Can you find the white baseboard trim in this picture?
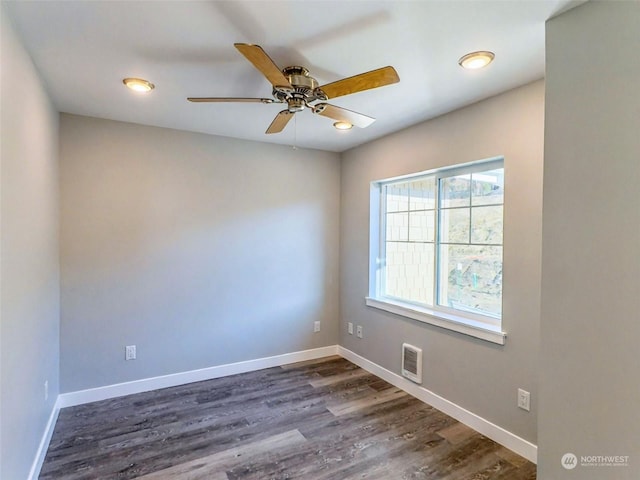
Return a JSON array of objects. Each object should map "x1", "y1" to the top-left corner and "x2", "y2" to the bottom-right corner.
[
  {"x1": 338, "y1": 346, "x2": 538, "y2": 464},
  {"x1": 31, "y1": 345, "x2": 337, "y2": 479},
  {"x1": 58, "y1": 345, "x2": 339, "y2": 408},
  {"x1": 34, "y1": 343, "x2": 534, "y2": 480},
  {"x1": 28, "y1": 397, "x2": 61, "y2": 480}
]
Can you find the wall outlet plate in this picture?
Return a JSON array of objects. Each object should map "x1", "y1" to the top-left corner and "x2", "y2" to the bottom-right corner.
[
  {"x1": 314, "y1": 321, "x2": 321, "y2": 332},
  {"x1": 518, "y1": 388, "x2": 530, "y2": 411},
  {"x1": 348, "y1": 322, "x2": 354, "y2": 335},
  {"x1": 356, "y1": 325, "x2": 363, "y2": 338},
  {"x1": 125, "y1": 345, "x2": 137, "y2": 360}
]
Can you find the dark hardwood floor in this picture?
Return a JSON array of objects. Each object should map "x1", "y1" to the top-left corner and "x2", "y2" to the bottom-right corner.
[{"x1": 40, "y1": 356, "x2": 536, "y2": 479}]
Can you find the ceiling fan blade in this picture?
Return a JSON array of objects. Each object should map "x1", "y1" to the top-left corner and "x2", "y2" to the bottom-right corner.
[
  {"x1": 234, "y1": 43, "x2": 291, "y2": 88},
  {"x1": 187, "y1": 97, "x2": 274, "y2": 103},
  {"x1": 266, "y1": 110, "x2": 294, "y2": 134},
  {"x1": 319, "y1": 66, "x2": 399, "y2": 99},
  {"x1": 313, "y1": 103, "x2": 375, "y2": 128}
]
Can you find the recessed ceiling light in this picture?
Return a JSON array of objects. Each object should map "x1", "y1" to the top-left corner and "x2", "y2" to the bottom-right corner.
[
  {"x1": 123, "y1": 77, "x2": 155, "y2": 93},
  {"x1": 458, "y1": 51, "x2": 495, "y2": 70},
  {"x1": 333, "y1": 121, "x2": 353, "y2": 130}
]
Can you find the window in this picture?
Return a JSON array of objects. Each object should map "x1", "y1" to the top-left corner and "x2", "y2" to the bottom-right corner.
[{"x1": 367, "y1": 159, "x2": 506, "y2": 344}]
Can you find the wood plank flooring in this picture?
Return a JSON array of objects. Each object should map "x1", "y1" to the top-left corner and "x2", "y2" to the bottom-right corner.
[{"x1": 40, "y1": 356, "x2": 536, "y2": 479}]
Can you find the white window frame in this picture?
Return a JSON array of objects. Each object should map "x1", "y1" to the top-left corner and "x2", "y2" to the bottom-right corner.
[{"x1": 366, "y1": 157, "x2": 506, "y2": 345}]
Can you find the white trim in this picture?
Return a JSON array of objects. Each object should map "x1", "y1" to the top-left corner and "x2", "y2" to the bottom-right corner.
[
  {"x1": 370, "y1": 158, "x2": 506, "y2": 346},
  {"x1": 58, "y1": 345, "x2": 339, "y2": 408},
  {"x1": 27, "y1": 398, "x2": 61, "y2": 480},
  {"x1": 365, "y1": 297, "x2": 506, "y2": 345},
  {"x1": 30, "y1": 344, "x2": 535, "y2": 479},
  {"x1": 337, "y1": 346, "x2": 537, "y2": 464},
  {"x1": 31, "y1": 346, "x2": 338, "y2": 479},
  {"x1": 374, "y1": 156, "x2": 504, "y2": 184}
]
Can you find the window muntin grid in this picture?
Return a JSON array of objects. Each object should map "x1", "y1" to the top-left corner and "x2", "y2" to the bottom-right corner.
[{"x1": 378, "y1": 161, "x2": 504, "y2": 322}]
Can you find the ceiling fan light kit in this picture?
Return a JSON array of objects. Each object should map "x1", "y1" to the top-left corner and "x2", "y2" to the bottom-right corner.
[
  {"x1": 123, "y1": 77, "x2": 155, "y2": 93},
  {"x1": 188, "y1": 43, "x2": 400, "y2": 135},
  {"x1": 458, "y1": 51, "x2": 495, "y2": 70}
]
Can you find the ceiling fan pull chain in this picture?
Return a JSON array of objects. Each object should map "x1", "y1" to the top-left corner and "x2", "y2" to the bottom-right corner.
[{"x1": 293, "y1": 114, "x2": 298, "y2": 150}]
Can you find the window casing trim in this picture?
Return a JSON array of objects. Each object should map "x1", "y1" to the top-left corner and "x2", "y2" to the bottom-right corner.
[
  {"x1": 365, "y1": 296, "x2": 506, "y2": 345},
  {"x1": 368, "y1": 157, "x2": 505, "y2": 344}
]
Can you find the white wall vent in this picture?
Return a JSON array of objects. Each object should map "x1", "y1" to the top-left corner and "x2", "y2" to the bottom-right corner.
[{"x1": 402, "y1": 343, "x2": 423, "y2": 384}]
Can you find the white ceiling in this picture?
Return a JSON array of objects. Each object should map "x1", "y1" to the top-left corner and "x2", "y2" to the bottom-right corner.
[{"x1": 5, "y1": 0, "x2": 583, "y2": 153}]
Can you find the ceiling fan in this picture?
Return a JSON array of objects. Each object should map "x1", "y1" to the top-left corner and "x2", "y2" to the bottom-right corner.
[{"x1": 188, "y1": 43, "x2": 400, "y2": 134}]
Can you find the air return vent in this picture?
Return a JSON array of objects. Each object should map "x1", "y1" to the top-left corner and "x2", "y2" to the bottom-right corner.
[{"x1": 402, "y1": 343, "x2": 423, "y2": 384}]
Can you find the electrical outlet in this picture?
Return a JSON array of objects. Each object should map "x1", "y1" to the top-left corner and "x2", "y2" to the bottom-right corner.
[
  {"x1": 44, "y1": 380, "x2": 48, "y2": 401},
  {"x1": 517, "y1": 388, "x2": 530, "y2": 411},
  {"x1": 348, "y1": 322, "x2": 354, "y2": 335},
  {"x1": 356, "y1": 325, "x2": 363, "y2": 338},
  {"x1": 314, "y1": 321, "x2": 321, "y2": 333},
  {"x1": 125, "y1": 345, "x2": 137, "y2": 360}
]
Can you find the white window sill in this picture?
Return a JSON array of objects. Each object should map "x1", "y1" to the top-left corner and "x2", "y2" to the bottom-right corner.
[{"x1": 365, "y1": 297, "x2": 506, "y2": 345}]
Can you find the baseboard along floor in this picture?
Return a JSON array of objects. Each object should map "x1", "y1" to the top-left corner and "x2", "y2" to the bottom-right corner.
[{"x1": 38, "y1": 355, "x2": 536, "y2": 479}]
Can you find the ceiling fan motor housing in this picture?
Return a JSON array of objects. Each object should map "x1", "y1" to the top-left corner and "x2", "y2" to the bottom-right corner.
[{"x1": 274, "y1": 66, "x2": 328, "y2": 111}]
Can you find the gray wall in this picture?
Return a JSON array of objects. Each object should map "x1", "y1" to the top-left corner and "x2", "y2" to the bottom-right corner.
[
  {"x1": 9, "y1": 3, "x2": 638, "y2": 475},
  {"x1": 59, "y1": 115, "x2": 340, "y2": 392},
  {"x1": 0, "y1": 9, "x2": 60, "y2": 480},
  {"x1": 340, "y1": 81, "x2": 544, "y2": 443},
  {"x1": 539, "y1": 2, "x2": 640, "y2": 478}
]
